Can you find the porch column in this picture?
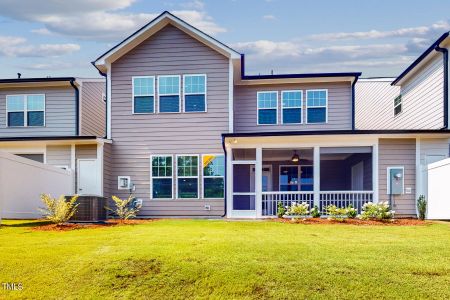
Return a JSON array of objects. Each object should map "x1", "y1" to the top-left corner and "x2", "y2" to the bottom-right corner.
[
  {"x1": 255, "y1": 147, "x2": 263, "y2": 217},
  {"x1": 226, "y1": 146, "x2": 233, "y2": 217},
  {"x1": 313, "y1": 146, "x2": 320, "y2": 208},
  {"x1": 372, "y1": 142, "x2": 379, "y2": 203},
  {"x1": 70, "y1": 144, "x2": 76, "y2": 194}
]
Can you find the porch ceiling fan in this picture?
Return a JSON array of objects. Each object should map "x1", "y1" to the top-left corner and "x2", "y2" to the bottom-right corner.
[{"x1": 291, "y1": 150, "x2": 300, "y2": 163}]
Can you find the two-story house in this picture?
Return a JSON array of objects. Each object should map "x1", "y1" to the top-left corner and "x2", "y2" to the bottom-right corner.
[
  {"x1": 0, "y1": 77, "x2": 107, "y2": 196},
  {"x1": 92, "y1": 11, "x2": 450, "y2": 219}
]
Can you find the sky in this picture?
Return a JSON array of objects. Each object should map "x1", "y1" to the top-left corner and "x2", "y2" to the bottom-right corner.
[{"x1": 0, "y1": 0, "x2": 449, "y2": 79}]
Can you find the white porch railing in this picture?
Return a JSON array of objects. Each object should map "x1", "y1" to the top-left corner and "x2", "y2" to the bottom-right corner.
[
  {"x1": 261, "y1": 191, "x2": 374, "y2": 216},
  {"x1": 262, "y1": 191, "x2": 314, "y2": 216},
  {"x1": 320, "y1": 191, "x2": 374, "y2": 214}
]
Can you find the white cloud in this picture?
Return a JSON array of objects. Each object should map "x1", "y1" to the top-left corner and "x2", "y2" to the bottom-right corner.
[
  {"x1": 0, "y1": 0, "x2": 225, "y2": 41},
  {"x1": 23, "y1": 61, "x2": 75, "y2": 70},
  {"x1": 180, "y1": 0, "x2": 205, "y2": 10},
  {"x1": 263, "y1": 15, "x2": 276, "y2": 21},
  {"x1": 30, "y1": 28, "x2": 53, "y2": 35},
  {"x1": 0, "y1": 35, "x2": 80, "y2": 57}
]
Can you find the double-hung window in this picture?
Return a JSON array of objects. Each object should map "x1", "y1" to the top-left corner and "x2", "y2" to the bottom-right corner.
[
  {"x1": 202, "y1": 154, "x2": 225, "y2": 198},
  {"x1": 177, "y1": 155, "x2": 199, "y2": 198},
  {"x1": 257, "y1": 91, "x2": 278, "y2": 125},
  {"x1": 306, "y1": 90, "x2": 327, "y2": 123},
  {"x1": 7, "y1": 94, "x2": 45, "y2": 127},
  {"x1": 281, "y1": 90, "x2": 302, "y2": 124},
  {"x1": 394, "y1": 95, "x2": 402, "y2": 116},
  {"x1": 184, "y1": 74, "x2": 206, "y2": 112},
  {"x1": 151, "y1": 155, "x2": 173, "y2": 199},
  {"x1": 133, "y1": 76, "x2": 154, "y2": 113},
  {"x1": 158, "y1": 75, "x2": 180, "y2": 113}
]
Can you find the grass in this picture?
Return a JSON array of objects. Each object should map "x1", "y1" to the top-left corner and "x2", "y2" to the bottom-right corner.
[{"x1": 0, "y1": 219, "x2": 449, "y2": 299}]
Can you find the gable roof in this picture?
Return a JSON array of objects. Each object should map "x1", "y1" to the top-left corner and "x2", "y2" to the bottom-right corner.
[
  {"x1": 392, "y1": 31, "x2": 449, "y2": 86},
  {"x1": 93, "y1": 11, "x2": 241, "y2": 73}
]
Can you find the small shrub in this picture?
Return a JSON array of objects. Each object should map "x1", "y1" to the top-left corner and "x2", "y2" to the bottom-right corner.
[
  {"x1": 346, "y1": 205, "x2": 357, "y2": 219},
  {"x1": 310, "y1": 205, "x2": 321, "y2": 218},
  {"x1": 359, "y1": 201, "x2": 394, "y2": 221},
  {"x1": 39, "y1": 194, "x2": 79, "y2": 225},
  {"x1": 276, "y1": 202, "x2": 286, "y2": 218},
  {"x1": 107, "y1": 195, "x2": 141, "y2": 221},
  {"x1": 286, "y1": 202, "x2": 309, "y2": 216},
  {"x1": 417, "y1": 195, "x2": 427, "y2": 220},
  {"x1": 326, "y1": 205, "x2": 347, "y2": 221}
]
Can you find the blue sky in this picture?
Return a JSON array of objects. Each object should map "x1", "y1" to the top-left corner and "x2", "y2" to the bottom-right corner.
[{"x1": 0, "y1": 0, "x2": 449, "y2": 78}]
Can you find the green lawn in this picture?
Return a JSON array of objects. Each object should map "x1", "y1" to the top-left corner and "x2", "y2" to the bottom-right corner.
[{"x1": 0, "y1": 220, "x2": 449, "y2": 299}]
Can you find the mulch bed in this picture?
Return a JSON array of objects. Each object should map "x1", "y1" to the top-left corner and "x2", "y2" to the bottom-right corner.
[
  {"x1": 274, "y1": 217, "x2": 428, "y2": 226},
  {"x1": 32, "y1": 219, "x2": 156, "y2": 231}
]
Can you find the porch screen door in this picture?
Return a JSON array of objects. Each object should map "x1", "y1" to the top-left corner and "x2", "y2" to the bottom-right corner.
[{"x1": 233, "y1": 164, "x2": 256, "y2": 210}]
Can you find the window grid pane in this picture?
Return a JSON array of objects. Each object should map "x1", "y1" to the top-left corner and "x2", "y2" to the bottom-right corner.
[
  {"x1": 133, "y1": 77, "x2": 154, "y2": 96},
  {"x1": 282, "y1": 91, "x2": 302, "y2": 108},
  {"x1": 152, "y1": 156, "x2": 172, "y2": 177},
  {"x1": 7, "y1": 95, "x2": 25, "y2": 111},
  {"x1": 27, "y1": 95, "x2": 45, "y2": 110},
  {"x1": 185, "y1": 75, "x2": 206, "y2": 94},
  {"x1": 257, "y1": 92, "x2": 277, "y2": 109},
  {"x1": 177, "y1": 156, "x2": 198, "y2": 177},
  {"x1": 159, "y1": 76, "x2": 180, "y2": 95},
  {"x1": 307, "y1": 90, "x2": 327, "y2": 107},
  {"x1": 203, "y1": 155, "x2": 225, "y2": 177}
]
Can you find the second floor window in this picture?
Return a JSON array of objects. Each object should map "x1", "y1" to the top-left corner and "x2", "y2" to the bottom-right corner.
[
  {"x1": 257, "y1": 91, "x2": 278, "y2": 125},
  {"x1": 306, "y1": 90, "x2": 327, "y2": 123},
  {"x1": 394, "y1": 95, "x2": 402, "y2": 116},
  {"x1": 282, "y1": 90, "x2": 302, "y2": 124},
  {"x1": 184, "y1": 74, "x2": 206, "y2": 112},
  {"x1": 133, "y1": 76, "x2": 154, "y2": 113},
  {"x1": 158, "y1": 75, "x2": 180, "y2": 113},
  {"x1": 7, "y1": 94, "x2": 45, "y2": 127}
]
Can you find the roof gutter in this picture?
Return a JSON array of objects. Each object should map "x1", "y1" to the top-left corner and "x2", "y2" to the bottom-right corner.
[
  {"x1": 69, "y1": 79, "x2": 80, "y2": 136},
  {"x1": 435, "y1": 45, "x2": 449, "y2": 129},
  {"x1": 221, "y1": 136, "x2": 227, "y2": 218}
]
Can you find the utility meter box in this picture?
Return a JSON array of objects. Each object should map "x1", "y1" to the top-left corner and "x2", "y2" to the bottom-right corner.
[
  {"x1": 118, "y1": 176, "x2": 131, "y2": 190},
  {"x1": 388, "y1": 167, "x2": 404, "y2": 195}
]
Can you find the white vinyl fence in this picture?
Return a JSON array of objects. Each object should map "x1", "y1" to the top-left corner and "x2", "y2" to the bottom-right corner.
[
  {"x1": 427, "y1": 158, "x2": 450, "y2": 220},
  {"x1": 0, "y1": 151, "x2": 73, "y2": 220}
]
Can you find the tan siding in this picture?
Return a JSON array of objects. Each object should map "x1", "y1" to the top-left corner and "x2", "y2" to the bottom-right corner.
[
  {"x1": 378, "y1": 139, "x2": 416, "y2": 216},
  {"x1": 0, "y1": 86, "x2": 76, "y2": 137},
  {"x1": 75, "y1": 144, "x2": 97, "y2": 159},
  {"x1": 46, "y1": 145, "x2": 71, "y2": 167},
  {"x1": 234, "y1": 82, "x2": 352, "y2": 132},
  {"x1": 80, "y1": 81, "x2": 106, "y2": 137},
  {"x1": 109, "y1": 24, "x2": 229, "y2": 216}
]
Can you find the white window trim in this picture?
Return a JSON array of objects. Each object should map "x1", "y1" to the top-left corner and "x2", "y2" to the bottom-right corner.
[
  {"x1": 256, "y1": 91, "x2": 278, "y2": 125},
  {"x1": 393, "y1": 94, "x2": 402, "y2": 117},
  {"x1": 132, "y1": 76, "x2": 155, "y2": 114},
  {"x1": 202, "y1": 154, "x2": 225, "y2": 199},
  {"x1": 183, "y1": 74, "x2": 207, "y2": 113},
  {"x1": 157, "y1": 75, "x2": 181, "y2": 113},
  {"x1": 6, "y1": 94, "x2": 46, "y2": 127},
  {"x1": 386, "y1": 166, "x2": 405, "y2": 195},
  {"x1": 306, "y1": 89, "x2": 328, "y2": 124},
  {"x1": 281, "y1": 90, "x2": 303, "y2": 125},
  {"x1": 176, "y1": 154, "x2": 200, "y2": 199},
  {"x1": 150, "y1": 154, "x2": 174, "y2": 200}
]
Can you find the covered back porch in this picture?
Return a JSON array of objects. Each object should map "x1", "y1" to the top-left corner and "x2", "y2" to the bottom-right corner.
[{"x1": 225, "y1": 135, "x2": 379, "y2": 218}]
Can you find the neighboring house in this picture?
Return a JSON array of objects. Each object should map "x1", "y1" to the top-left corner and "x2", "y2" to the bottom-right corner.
[
  {"x1": 0, "y1": 77, "x2": 107, "y2": 196},
  {"x1": 92, "y1": 11, "x2": 450, "y2": 218}
]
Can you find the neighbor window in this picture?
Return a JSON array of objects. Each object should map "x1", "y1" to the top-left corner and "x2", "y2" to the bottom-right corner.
[
  {"x1": 306, "y1": 90, "x2": 327, "y2": 123},
  {"x1": 7, "y1": 94, "x2": 45, "y2": 127},
  {"x1": 257, "y1": 91, "x2": 278, "y2": 125},
  {"x1": 151, "y1": 155, "x2": 173, "y2": 199},
  {"x1": 394, "y1": 95, "x2": 402, "y2": 116},
  {"x1": 158, "y1": 75, "x2": 180, "y2": 113},
  {"x1": 203, "y1": 154, "x2": 225, "y2": 198},
  {"x1": 177, "y1": 155, "x2": 199, "y2": 198},
  {"x1": 184, "y1": 74, "x2": 206, "y2": 112},
  {"x1": 282, "y1": 90, "x2": 302, "y2": 124},
  {"x1": 132, "y1": 76, "x2": 154, "y2": 113}
]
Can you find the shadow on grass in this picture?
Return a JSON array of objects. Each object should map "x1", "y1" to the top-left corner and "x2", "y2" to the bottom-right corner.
[{"x1": 1, "y1": 220, "x2": 52, "y2": 228}]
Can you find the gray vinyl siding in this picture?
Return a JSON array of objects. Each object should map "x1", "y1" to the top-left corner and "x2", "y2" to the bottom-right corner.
[
  {"x1": 103, "y1": 143, "x2": 112, "y2": 199},
  {"x1": 378, "y1": 138, "x2": 416, "y2": 216},
  {"x1": 0, "y1": 86, "x2": 76, "y2": 137},
  {"x1": 356, "y1": 54, "x2": 444, "y2": 130},
  {"x1": 80, "y1": 81, "x2": 106, "y2": 137},
  {"x1": 108, "y1": 24, "x2": 229, "y2": 216},
  {"x1": 46, "y1": 145, "x2": 71, "y2": 167},
  {"x1": 75, "y1": 144, "x2": 97, "y2": 159},
  {"x1": 234, "y1": 82, "x2": 351, "y2": 132}
]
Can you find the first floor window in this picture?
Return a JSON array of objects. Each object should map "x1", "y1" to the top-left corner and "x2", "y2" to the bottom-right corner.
[
  {"x1": 257, "y1": 91, "x2": 278, "y2": 125},
  {"x1": 152, "y1": 155, "x2": 173, "y2": 199},
  {"x1": 306, "y1": 90, "x2": 327, "y2": 123},
  {"x1": 158, "y1": 75, "x2": 180, "y2": 113},
  {"x1": 282, "y1": 90, "x2": 302, "y2": 124},
  {"x1": 177, "y1": 155, "x2": 199, "y2": 198},
  {"x1": 133, "y1": 76, "x2": 155, "y2": 113},
  {"x1": 394, "y1": 95, "x2": 402, "y2": 116},
  {"x1": 7, "y1": 94, "x2": 45, "y2": 127},
  {"x1": 203, "y1": 154, "x2": 225, "y2": 198},
  {"x1": 184, "y1": 74, "x2": 206, "y2": 112}
]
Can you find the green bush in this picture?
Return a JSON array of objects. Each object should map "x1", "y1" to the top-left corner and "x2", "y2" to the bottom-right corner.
[
  {"x1": 359, "y1": 201, "x2": 394, "y2": 221},
  {"x1": 276, "y1": 202, "x2": 286, "y2": 218},
  {"x1": 326, "y1": 205, "x2": 347, "y2": 221},
  {"x1": 286, "y1": 202, "x2": 309, "y2": 216},
  {"x1": 417, "y1": 195, "x2": 427, "y2": 220},
  {"x1": 346, "y1": 205, "x2": 357, "y2": 219},
  {"x1": 310, "y1": 205, "x2": 321, "y2": 218},
  {"x1": 107, "y1": 195, "x2": 141, "y2": 221},
  {"x1": 39, "y1": 194, "x2": 79, "y2": 225}
]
